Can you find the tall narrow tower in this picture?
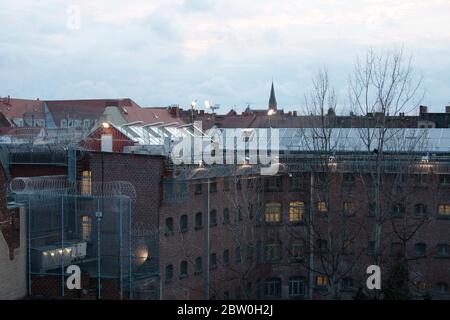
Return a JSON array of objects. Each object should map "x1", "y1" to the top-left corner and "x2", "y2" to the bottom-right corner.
[{"x1": 268, "y1": 81, "x2": 277, "y2": 111}]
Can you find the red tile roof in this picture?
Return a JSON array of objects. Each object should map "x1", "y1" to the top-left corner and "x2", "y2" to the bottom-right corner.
[{"x1": 0, "y1": 98, "x2": 45, "y2": 120}]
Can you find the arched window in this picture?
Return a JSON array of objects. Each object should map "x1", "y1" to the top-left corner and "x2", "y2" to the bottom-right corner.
[
  {"x1": 180, "y1": 261, "x2": 188, "y2": 278},
  {"x1": 180, "y1": 214, "x2": 188, "y2": 232}
]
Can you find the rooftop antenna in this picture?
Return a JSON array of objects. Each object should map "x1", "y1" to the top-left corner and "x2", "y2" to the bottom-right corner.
[{"x1": 204, "y1": 100, "x2": 220, "y2": 115}]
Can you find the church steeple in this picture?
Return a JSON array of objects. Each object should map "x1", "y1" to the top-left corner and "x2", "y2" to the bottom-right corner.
[{"x1": 268, "y1": 81, "x2": 277, "y2": 111}]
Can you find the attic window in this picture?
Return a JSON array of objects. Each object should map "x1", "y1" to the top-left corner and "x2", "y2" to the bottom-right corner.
[
  {"x1": 122, "y1": 107, "x2": 128, "y2": 114},
  {"x1": 154, "y1": 114, "x2": 159, "y2": 119}
]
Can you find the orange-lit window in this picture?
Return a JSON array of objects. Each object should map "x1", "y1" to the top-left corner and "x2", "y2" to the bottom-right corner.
[
  {"x1": 317, "y1": 201, "x2": 328, "y2": 213},
  {"x1": 289, "y1": 201, "x2": 305, "y2": 222},
  {"x1": 438, "y1": 204, "x2": 450, "y2": 216},
  {"x1": 265, "y1": 202, "x2": 281, "y2": 223},
  {"x1": 81, "y1": 170, "x2": 92, "y2": 195},
  {"x1": 81, "y1": 216, "x2": 92, "y2": 241},
  {"x1": 316, "y1": 275, "x2": 328, "y2": 287}
]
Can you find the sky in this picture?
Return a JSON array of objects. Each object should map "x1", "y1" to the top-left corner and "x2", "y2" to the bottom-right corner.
[{"x1": 0, "y1": 0, "x2": 449, "y2": 113}]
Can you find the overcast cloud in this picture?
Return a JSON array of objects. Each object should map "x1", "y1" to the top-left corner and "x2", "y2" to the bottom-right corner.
[{"x1": 0, "y1": 0, "x2": 449, "y2": 112}]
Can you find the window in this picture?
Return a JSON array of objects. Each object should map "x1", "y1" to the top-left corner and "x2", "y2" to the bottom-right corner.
[
  {"x1": 414, "y1": 204, "x2": 427, "y2": 218},
  {"x1": 413, "y1": 174, "x2": 428, "y2": 185},
  {"x1": 289, "y1": 174, "x2": 303, "y2": 191},
  {"x1": 223, "y1": 178, "x2": 230, "y2": 191},
  {"x1": 343, "y1": 173, "x2": 355, "y2": 183},
  {"x1": 264, "y1": 176, "x2": 282, "y2": 192},
  {"x1": 235, "y1": 246, "x2": 242, "y2": 263},
  {"x1": 392, "y1": 204, "x2": 405, "y2": 217},
  {"x1": 180, "y1": 215, "x2": 188, "y2": 232},
  {"x1": 343, "y1": 201, "x2": 356, "y2": 216},
  {"x1": 210, "y1": 210, "x2": 217, "y2": 226},
  {"x1": 210, "y1": 179, "x2": 217, "y2": 193},
  {"x1": 164, "y1": 217, "x2": 174, "y2": 234},
  {"x1": 60, "y1": 119, "x2": 67, "y2": 128},
  {"x1": 289, "y1": 201, "x2": 305, "y2": 223},
  {"x1": 436, "y1": 244, "x2": 449, "y2": 258},
  {"x1": 265, "y1": 242, "x2": 281, "y2": 262},
  {"x1": 223, "y1": 249, "x2": 230, "y2": 266},
  {"x1": 316, "y1": 275, "x2": 328, "y2": 288},
  {"x1": 83, "y1": 119, "x2": 91, "y2": 128},
  {"x1": 289, "y1": 277, "x2": 305, "y2": 297},
  {"x1": 195, "y1": 183, "x2": 203, "y2": 194},
  {"x1": 438, "y1": 204, "x2": 450, "y2": 217},
  {"x1": 315, "y1": 239, "x2": 328, "y2": 253},
  {"x1": 264, "y1": 278, "x2": 282, "y2": 298},
  {"x1": 247, "y1": 178, "x2": 254, "y2": 190},
  {"x1": 265, "y1": 202, "x2": 281, "y2": 223},
  {"x1": 342, "y1": 277, "x2": 354, "y2": 291},
  {"x1": 235, "y1": 207, "x2": 242, "y2": 222},
  {"x1": 247, "y1": 243, "x2": 254, "y2": 260},
  {"x1": 195, "y1": 257, "x2": 202, "y2": 273},
  {"x1": 236, "y1": 178, "x2": 242, "y2": 190},
  {"x1": 81, "y1": 170, "x2": 92, "y2": 195},
  {"x1": 223, "y1": 208, "x2": 230, "y2": 224},
  {"x1": 210, "y1": 253, "x2": 217, "y2": 270},
  {"x1": 438, "y1": 175, "x2": 450, "y2": 185},
  {"x1": 317, "y1": 201, "x2": 328, "y2": 213},
  {"x1": 436, "y1": 282, "x2": 449, "y2": 296},
  {"x1": 289, "y1": 242, "x2": 304, "y2": 261},
  {"x1": 165, "y1": 264, "x2": 173, "y2": 282},
  {"x1": 248, "y1": 204, "x2": 254, "y2": 220},
  {"x1": 180, "y1": 261, "x2": 188, "y2": 278},
  {"x1": 195, "y1": 212, "x2": 202, "y2": 229},
  {"x1": 81, "y1": 216, "x2": 92, "y2": 241}
]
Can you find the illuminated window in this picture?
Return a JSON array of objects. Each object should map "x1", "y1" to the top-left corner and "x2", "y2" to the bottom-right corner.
[
  {"x1": 343, "y1": 201, "x2": 355, "y2": 215},
  {"x1": 265, "y1": 202, "x2": 281, "y2": 223},
  {"x1": 317, "y1": 201, "x2": 328, "y2": 213},
  {"x1": 81, "y1": 170, "x2": 92, "y2": 195},
  {"x1": 81, "y1": 216, "x2": 92, "y2": 241},
  {"x1": 289, "y1": 201, "x2": 305, "y2": 223},
  {"x1": 438, "y1": 204, "x2": 450, "y2": 216},
  {"x1": 316, "y1": 275, "x2": 328, "y2": 287}
]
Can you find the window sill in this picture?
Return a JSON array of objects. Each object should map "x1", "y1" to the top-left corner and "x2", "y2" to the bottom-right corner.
[{"x1": 436, "y1": 216, "x2": 450, "y2": 220}]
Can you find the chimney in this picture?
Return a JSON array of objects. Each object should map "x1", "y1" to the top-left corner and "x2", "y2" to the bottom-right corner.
[
  {"x1": 419, "y1": 105, "x2": 428, "y2": 114},
  {"x1": 446, "y1": 106, "x2": 450, "y2": 113},
  {"x1": 293, "y1": 111, "x2": 297, "y2": 116}
]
